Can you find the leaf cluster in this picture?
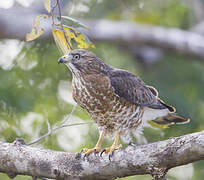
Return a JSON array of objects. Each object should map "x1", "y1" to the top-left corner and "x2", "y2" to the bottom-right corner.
[{"x1": 26, "y1": 0, "x2": 94, "y2": 53}]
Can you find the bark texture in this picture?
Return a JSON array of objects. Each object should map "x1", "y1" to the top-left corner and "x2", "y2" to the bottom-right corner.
[{"x1": 0, "y1": 131, "x2": 204, "y2": 180}]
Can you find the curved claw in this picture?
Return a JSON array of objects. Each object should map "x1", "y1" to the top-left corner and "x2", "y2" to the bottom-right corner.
[
  {"x1": 108, "y1": 149, "x2": 116, "y2": 161},
  {"x1": 101, "y1": 144, "x2": 122, "y2": 160},
  {"x1": 81, "y1": 147, "x2": 101, "y2": 160},
  {"x1": 100, "y1": 149, "x2": 106, "y2": 157},
  {"x1": 83, "y1": 153, "x2": 87, "y2": 160},
  {"x1": 108, "y1": 154, "x2": 112, "y2": 161},
  {"x1": 128, "y1": 142, "x2": 137, "y2": 146}
]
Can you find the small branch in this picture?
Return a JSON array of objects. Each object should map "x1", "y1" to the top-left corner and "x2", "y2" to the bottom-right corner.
[
  {"x1": 28, "y1": 115, "x2": 52, "y2": 145},
  {"x1": 83, "y1": 20, "x2": 204, "y2": 60},
  {"x1": 1, "y1": 131, "x2": 204, "y2": 180},
  {"x1": 56, "y1": 0, "x2": 72, "y2": 50},
  {"x1": 57, "y1": 104, "x2": 77, "y2": 126},
  {"x1": 27, "y1": 105, "x2": 94, "y2": 145},
  {"x1": 54, "y1": 122, "x2": 94, "y2": 131},
  {"x1": 51, "y1": 0, "x2": 58, "y2": 27}
]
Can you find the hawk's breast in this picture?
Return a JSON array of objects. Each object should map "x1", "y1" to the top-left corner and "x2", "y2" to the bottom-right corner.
[{"x1": 72, "y1": 73, "x2": 143, "y2": 134}]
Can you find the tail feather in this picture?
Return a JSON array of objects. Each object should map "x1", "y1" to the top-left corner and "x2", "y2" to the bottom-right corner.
[
  {"x1": 158, "y1": 98, "x2": 176, "y2": 112},
  {"x1": 152, "y1": 113, "x2": 190, "y2": 125}
]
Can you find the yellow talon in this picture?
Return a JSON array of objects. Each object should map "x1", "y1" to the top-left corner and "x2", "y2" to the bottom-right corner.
[
  {"x1": 100, "y1": 133, "x2": 122, "y2": 160},
  {"x1": 81, "y1": 131, "x2": 105, "y2": 158},
  {"x1": 104, "y1": 144, "x2": 122, "y2": 155},
  {"x1": 82, "y1": 147, "x2": 101, "y2": 156},
  {"x1": 81, "y1": 132, "x2": 122, "y2": 160}
]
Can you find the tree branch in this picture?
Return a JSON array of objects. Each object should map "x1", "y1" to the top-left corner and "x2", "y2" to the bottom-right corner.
[
  {"x1": 83, "y1": 20, "x2": 204, "y2": 60},
  {"x1": 1, "y1": 4, "x2": 204, "y2": 61},
  {"x1": 1, "y1": 131, "x2": 204, "y2": 180}
]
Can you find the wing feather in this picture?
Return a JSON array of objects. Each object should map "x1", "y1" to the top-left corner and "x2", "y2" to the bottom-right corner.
[
  {"x1": 109, "y1": 70, "x2": 166, "y2": 109},
  {"x1": 146, "y1": 85, "x2": 158, "y2": 97}
]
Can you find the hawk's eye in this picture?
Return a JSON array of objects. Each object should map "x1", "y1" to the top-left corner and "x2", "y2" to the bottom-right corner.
[{"x1": 73, "y1": 54, "x2": 80, "y2": 60}]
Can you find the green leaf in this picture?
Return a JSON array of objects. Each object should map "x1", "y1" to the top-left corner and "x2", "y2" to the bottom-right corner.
[
  {"x1": 43, "y1": 0, "x2": 51, "y2": 13},
  {"x1": 57, "y1": 16, "x2": 89, "y2": 29}
]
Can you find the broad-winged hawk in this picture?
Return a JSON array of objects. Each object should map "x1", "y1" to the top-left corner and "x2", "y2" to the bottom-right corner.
[{"x1": 58, "y1": 49, "x2": 189, "y2": 158}]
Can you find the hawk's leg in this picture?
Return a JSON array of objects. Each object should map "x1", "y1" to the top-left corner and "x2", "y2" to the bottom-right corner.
[
  {"x1": 100, "y1": 132, "x2": 122, "y2": 160},
  {"x1": 82, "y1": 131, "x2": 105, "y2": 157}
]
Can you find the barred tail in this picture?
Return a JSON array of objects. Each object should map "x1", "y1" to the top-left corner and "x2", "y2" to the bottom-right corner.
[{"x1": 152, "y1": 113, "x2": 190, "y2": 125}]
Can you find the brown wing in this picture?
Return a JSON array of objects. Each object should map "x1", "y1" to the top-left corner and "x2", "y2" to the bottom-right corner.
[
  {"x1": 146, "y1": 85, "x2": 158, "y2": 96},
  {"x1": 109, "y1": 70, "x2": 166, "y2": 109}
]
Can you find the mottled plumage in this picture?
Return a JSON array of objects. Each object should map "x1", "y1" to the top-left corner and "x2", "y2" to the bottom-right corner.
[{"x1": 58, "y1": 49, "x2": 189, "y2": 156}]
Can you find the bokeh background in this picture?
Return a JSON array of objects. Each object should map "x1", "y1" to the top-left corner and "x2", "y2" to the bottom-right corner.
[{"x1": 0, "y1": 0, "x2": 204, "y2": 179}]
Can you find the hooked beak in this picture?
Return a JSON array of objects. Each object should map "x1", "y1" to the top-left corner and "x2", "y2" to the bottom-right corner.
[
  {"x1": 58, "y1": 57, "x2": 67, "y2": 64},
  {"x1": 58, "y1": 54, "x2": 73, "y2": 64}
]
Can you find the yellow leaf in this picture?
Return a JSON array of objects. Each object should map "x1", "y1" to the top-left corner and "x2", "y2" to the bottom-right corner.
[
  {"x1": 52, "y1": 25, "x2": 94, "y2": 52},
  {"x1": 63, "y1": 26, "x2": 95, "y2": 49},
  {"x1": 43, "y1": 0, "x2": 51, "y2": 13},
  {"x1": 76, "y1": 34, "x2": 95, "y2": 48},
  {"x1": 26, "y1": 14, "x2": 48, "y2": 41},
  {"x1": 52, "y1": 29, "x2": 71, "y2": 53},
  {"x1": 35, "y1": 14, "x2": 49, "y2": 26},
  {"x1": 26, "y1": 28, "x2": 44, "y2": 41},
  {"x1": 147, "y1": 121, "x2": 169, "y2": 129},
  {"x1": 36, "y1": 17, "x2": 40, "y2": 27}
]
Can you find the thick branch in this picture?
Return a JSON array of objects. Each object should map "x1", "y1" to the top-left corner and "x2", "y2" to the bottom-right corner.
[
  {"x1": 1, "y1": 3, "x2": 204, "y2": 60},
  {"x1": 0, "y1": 131, "x2": 204, "y2": 180},
  {"x1": 83, "y1": 20, "x2": 204, "y2": 60}
]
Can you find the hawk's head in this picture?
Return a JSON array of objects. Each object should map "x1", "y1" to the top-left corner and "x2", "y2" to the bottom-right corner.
[{"x1": 58, "y1": 49, "x2": 110, "y2": 75}]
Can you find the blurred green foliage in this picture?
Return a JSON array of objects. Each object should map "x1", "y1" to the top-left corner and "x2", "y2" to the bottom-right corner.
[{"x1": 0, "y1": 0, "x2": 204, "y2": 179}]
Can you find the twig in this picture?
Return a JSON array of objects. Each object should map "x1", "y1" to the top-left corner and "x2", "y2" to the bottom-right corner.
[
  {"x1": 54, "y1": 122, "x2": 94, "y2": 131},
  {"x1": 28, "y1": 105, "x2": 94, "y2": 145},
  {"x1": 56, "y1": 104, "x2": 77, "y2": 127},
  {"x1": 28, "y1": 113, "x2": 52, "y2": 145},
  {"x1": 56, "y1": 0, "x2": 73, "y2": 50},
  {"x1": 51, "y1": 0, "x2": 58, "y2": 27}
]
